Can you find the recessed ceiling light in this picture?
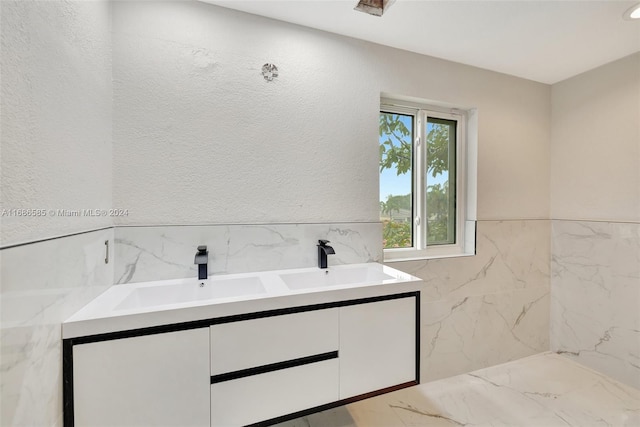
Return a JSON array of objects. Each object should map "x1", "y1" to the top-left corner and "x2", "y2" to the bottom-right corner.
[{"x1": 623, "y1": 3, "x2": 640, "y2": 20}]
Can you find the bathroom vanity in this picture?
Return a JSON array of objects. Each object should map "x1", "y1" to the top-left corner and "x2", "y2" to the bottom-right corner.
[{"x1": 63, "y1": 263, "x2": 421, "y2": 427}]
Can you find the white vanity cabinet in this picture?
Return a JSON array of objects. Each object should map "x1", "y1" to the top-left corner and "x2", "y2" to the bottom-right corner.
[
  {"x1": 72, "y1": 328, "x2": 210, "y2": 427},
  {"x1": 65, "y1": 292, "x2": 419, "y2": 427}
]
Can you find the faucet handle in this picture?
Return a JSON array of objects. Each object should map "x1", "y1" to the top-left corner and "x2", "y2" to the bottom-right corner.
[
  {"x1": 197, "y1": 245, "x2": 208, "y2": 253},
  {"x1": 318, "y1": 240, "x2": 330, "y2": 246}
]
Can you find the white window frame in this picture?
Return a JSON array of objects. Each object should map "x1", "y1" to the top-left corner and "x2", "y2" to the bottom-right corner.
[{"x1": 381, "y1": 98, "x2": 476, "y2": 262}]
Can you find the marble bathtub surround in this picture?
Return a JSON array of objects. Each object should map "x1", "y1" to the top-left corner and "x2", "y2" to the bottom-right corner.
[
  {"x1": 551, "y1": 220, "x2": 640, "y2": 389},
  {"x1": 389, "y1": 220, "x2": 551, "y2": 382},
  {"x1": 276, "y1": 352, "x2": 640, "y2": 427},
  {"x1": 0, "y1": 229, "x2": 114, "y2": 427},
  {"x1": 114, "y1": 222, "x2": 382, "y2": 284}
]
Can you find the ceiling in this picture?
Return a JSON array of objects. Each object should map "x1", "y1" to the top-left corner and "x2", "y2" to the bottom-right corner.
[{"x1": 204, "y1": 0, "x2": 640, "y2": 84}]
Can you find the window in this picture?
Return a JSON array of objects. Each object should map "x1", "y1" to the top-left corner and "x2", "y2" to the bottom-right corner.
[{"x1": 380, "y1": 98, "x2": 475, "y2": 261}]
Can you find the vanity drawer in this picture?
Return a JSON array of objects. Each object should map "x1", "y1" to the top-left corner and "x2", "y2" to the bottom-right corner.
[
  {"x1": 210, "y1": 358, "x2": 339, "y2": 427},
  {"x1": 210, "y1": 308, "x2": 339, "y2": 374}
]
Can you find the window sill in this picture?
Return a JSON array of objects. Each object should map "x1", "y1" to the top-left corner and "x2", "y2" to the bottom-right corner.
[
  {"x1": 383, "y1": 220, "x2": 476, "y2": 263},
  {"x1": 383, "y1": 250, "x2": 475, "y2": 263}
]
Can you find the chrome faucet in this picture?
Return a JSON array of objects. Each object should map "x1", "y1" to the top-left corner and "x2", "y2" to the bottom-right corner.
[
  {"x1": 194, "y1": 245, "x2": 209, "y2": 280},
  {"x1": 317, "y1": 240, "x2": 335, "y2": 269}
]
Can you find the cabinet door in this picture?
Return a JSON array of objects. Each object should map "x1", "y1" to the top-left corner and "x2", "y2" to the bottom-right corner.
[
  {"x1": 73, "y1": 328, "x2": 210, "y2": 427},
  {"x1": 339, "y1": 297, "x2": 416, "y2": 399}
]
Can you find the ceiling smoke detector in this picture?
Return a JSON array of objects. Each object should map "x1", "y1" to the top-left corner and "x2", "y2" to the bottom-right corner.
[{"x1": 354, "y1": 0, "x2": 395, "y2": 17}]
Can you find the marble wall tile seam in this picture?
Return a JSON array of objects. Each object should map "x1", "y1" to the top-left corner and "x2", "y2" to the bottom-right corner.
[
  {"x1": 0, "y1": 221, "x2": 383, "y2": 251},
  {"x1": 113, "y1": 221, "x2": 383, "y2": 228},
  {"x1": 475, "y1": 218, "x2": 551, "y2": 222},
  {"x1": 551, "y1": 218, "x2": 640, "y2": 225},
  {"x1": 476, "y1": 218, "x2": 551, "y2": 221}
]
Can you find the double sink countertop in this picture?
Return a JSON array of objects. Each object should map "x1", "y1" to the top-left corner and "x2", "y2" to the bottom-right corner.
[{"x1": 63, "y1": 263, "x2": 422, "y2": 339}]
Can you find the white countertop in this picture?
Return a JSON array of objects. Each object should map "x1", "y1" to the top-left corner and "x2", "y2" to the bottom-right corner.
[{"x1": 63, "y1": 263, "x2": 421, "y2": 339}]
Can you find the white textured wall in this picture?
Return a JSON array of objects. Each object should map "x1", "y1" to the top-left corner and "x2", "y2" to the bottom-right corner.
[
  {"x1": 0, "y1": 2, "x2": 114, "y2": 426},
  {"x1": 0, "y1": 2, "x2": 555, "y2": 425},
  {"x1": 0, "y1": 0, "x2": 113, "y2": 247},
  {"x1": 550, "y1": 54, "x2": 640, "y2": 388},
  {"x1": 551, "y1": 53, "x2": 640, "y2": 222},
  {"x1": 113, "y1": 1, "x2": 550, "y2": 225}
]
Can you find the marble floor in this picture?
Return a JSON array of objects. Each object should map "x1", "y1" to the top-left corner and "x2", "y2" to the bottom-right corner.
[{"x1": 277, "y1": 352, "x2": 640, "y2": 427}]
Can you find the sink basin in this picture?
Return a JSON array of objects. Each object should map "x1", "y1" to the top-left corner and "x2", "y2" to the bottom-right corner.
[
  {"x1": 115, "y1": 277, "x2": 266, "y2": 310},
  {"x1": 63, "y1": 262, "x2": 422, "y2": 339},
  {"x1": 280, "y1": 266, "x2": 395, "y2": 290}
]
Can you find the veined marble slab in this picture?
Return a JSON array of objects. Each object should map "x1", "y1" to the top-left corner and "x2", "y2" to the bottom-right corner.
[
  {"x1": 420, "y1": 286, "x2": 549, "y2": 382},
  {"x1": 389, "y1": 220, "x2": 551, "y2": 382},
  {"x1": 551, "y1": 220, "x2": 640, "y2": 389},
  {"x1": 391, "y1": 220, "x2": 550, "y2": 302},
  {"x1": 114, "y1": 222, "x2": 382, "y2": 284},
  {"x1": 276, "y1": 352, "x2": 640, "y2": 427},
  {"x1": 0, "y1": 229, "x2": 114, "y2": 427}
]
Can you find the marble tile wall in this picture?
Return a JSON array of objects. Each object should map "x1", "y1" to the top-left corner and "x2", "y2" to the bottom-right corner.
[
  {"x1": 0, "y1": 229, "x2": 114, "y2": 427},
  {"x1": 551, "y1": 220, "x2": 640, "y2": 389},
  {"x1": 0, "y1": 220, "x2": 553, "y2": 426},
  {"x1": 389, "y1": 220, "x2": 551, "y2": 382},
  {"x1": 0, "y1": 222, "x2": 378, "y2": 426},
  {"x1": 277, "y1": 352, "x2": 640, "y2": 427},
  {"x1": 114, "y1": 222, "x2": 382, "y2": 284}
]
